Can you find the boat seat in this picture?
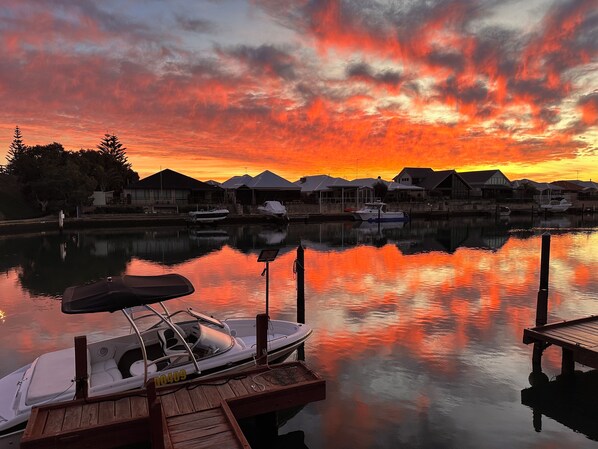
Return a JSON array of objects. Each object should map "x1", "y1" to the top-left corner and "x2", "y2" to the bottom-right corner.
[
  {"x1": 90, "y1": 358, "x2": 123, "y2": 387},
  {"x1": 158, "y1": 324, "x2": 188, "y2": 358}
]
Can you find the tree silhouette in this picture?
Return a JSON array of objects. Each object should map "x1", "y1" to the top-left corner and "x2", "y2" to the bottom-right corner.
[
  {"x1": 96, "y1": 134, "x2": 138, "y2": 196},
  {"x1": 5, "y1": 126, "x2": 26, "y2": 174}
]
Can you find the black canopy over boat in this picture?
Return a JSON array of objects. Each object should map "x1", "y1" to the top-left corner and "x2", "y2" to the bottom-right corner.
[{"x1": 62, "y1": 274, "x2": 195, "y2": 314}]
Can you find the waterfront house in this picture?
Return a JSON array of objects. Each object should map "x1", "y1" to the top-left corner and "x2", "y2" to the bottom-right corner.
[
  {"x1": 124, "y1": 169, "x2": 224, "y2": 212},
  {"x1": 221, "y1": 170, "x2": 301, "y2": 205},
  {"x1": 394, "y1": 168, "x2": 470, "y2": 199},
  {"x1": 295, "y1": 175, "x2": 355, "y2": 204},
  {"x1": 459, "y1": 170, "x2": 513, "y2": 199},
  {"x1": 511, "y1": 179, "x2": 565, "y2": 203}
]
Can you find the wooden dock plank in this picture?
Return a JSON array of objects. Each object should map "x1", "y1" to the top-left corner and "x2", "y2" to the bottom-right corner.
[
  {"x1": 186, "y1": 384, "x2": 212, "y2": 412},
  {"x1": 545, "y1": 328, "x2": 598, "y2": 346},
  {"x1": 98, "y1": 400, "x2": 116, "y2": 424},
  {"x1": 114, "y1": 397, "x2": 131, "y2": 420},
  {"x1": 44, "y1": 408, "x2": 66, "y2": 434},
  {"x1": 27, "y1": 408, "x2": 48, "y2": 438},
  {"x1": 173, "y1": 387, "x2": 195, "y2": 415},
  {"x1": 130, "y1": 395, "x2": 148, "y2": 418},
  {"x1": 61, "y1": 405, "x2": 82, "y2": 431},
  {"x1": 160, "y1": 390, "x2": 181, "y2": 417},
  {"x1": 227, "y1": 378, "x2": 250, "y2": 397},
  {"x1": 215, "y1": 382, "x2": 237, "y2": 401},
  {"x1": 199, "y1": 385, "x2": 225, "y2": 408},
  {"x1": 79, "y1": 402, "x2": 99, "y2": 427}
]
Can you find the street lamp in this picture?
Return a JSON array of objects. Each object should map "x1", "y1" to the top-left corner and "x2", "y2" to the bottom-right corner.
[{"x1": 257, "y1": 249, "x2": 279, "y2": 317}]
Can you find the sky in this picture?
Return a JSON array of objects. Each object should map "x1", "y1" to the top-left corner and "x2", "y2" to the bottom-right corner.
[{"x1": 0, "y1": 0, "x2": 596, "y2": 183}]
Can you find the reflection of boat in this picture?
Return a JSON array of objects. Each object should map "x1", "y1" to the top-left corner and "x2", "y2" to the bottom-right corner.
[
  {"x1": 257, "y1": 201, "x2": 288, "y2": 220},
  {"x1": 499, "y1": 206, "x2": 511, "y2": 217},
  {"x1": 355, "y1": 221, "x2": 405, "y2": 234},
  {"x1": 0, "y1": 274, "x2": 312, "y2": 442},
  {"x1": 188, "y1": 207, "x2": 229, "y2": 223},
  {"x1": 353, "y1": 201, "x2": 408, "y2": 222},
  {"x1": 258, "y1": 228, "x2": 288, "y2": 245},
  {"x1": 188, "y1": 228, "x2": 229, "y2": 241},
  {"x1": 539, "y1": 199, "x2": 572, "y2": 213}
]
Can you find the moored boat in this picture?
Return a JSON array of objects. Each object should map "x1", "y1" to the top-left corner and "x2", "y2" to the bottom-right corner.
[
  {"x1": 538, "y1": 199, "x2": 572, "y2": 213},
  {"x1": 257, "y1": 201, "x2": 288, "y2": 220},
  {"x1": 353, "y1": 200, "x2": 408, "y2": 222},
  {"x1": 188, "y1": 207, "x2": 229, "y2": 224},
  {"x1": 0, "y1": 274, "x2": 311, "y2": 443}
]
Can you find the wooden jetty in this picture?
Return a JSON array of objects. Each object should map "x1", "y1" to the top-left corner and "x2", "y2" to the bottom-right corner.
[
  {"x1": 523, "y1": 233, "x2": 598, "y2": 378},
  {"x1": 20, "y1": 361, "x2": 325, "y2": 449}
]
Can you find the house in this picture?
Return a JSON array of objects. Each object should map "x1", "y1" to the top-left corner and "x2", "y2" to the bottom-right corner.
[
  {"x1": 221, "y1": 170, "x2": 301, "y2": 205},
  {"x1": 459, "y1": 170, "x2": 513, "y2": 199},
  {"x1": 393, "y1": 168, "x2": 435, "y2": 186},
  {"x1": 295, "y1": 175, "x2": 355, "y2": 204},
  {"x1": 511, "y1": 179, "x2": 564, "y2": 202},
  {"x1": 89, "y1": 190, "x2": 114, "y2": 206},
  {"x1": 124, "y1": 169, "x2": 224, "y2": 211},
  {"x1": 394, "y1": 168, "x2": 470, "y2": 199}
]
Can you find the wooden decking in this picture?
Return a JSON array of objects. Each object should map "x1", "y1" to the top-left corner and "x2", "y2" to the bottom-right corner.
[
  {"x1": 21, "y1": 361, "x2": 326, "y2": 449},
  {"x1": 523, "y1": 315, "x2": 598, "y2": 370}
]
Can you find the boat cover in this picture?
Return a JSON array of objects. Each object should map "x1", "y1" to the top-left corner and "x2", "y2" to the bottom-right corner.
[{"x1": 62, "y1": 274, "x2": 194, "y2": 314}]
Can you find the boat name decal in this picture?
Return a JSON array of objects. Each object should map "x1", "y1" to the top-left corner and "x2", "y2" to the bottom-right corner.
[{"x1": 155, "y1": 369, "x2": 186, "y2": 386}]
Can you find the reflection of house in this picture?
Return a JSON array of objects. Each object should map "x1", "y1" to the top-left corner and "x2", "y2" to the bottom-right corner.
[
  {"x1": 393, "y1": 168, "x2": 471, "y2": 199},
  {"x1": 222, "y1": 170, "x2": 301, "y2": 205},
  {"x1": 459, "y1": 170, "x2": 513, "y2": 199},
  {"x1": 124, "y1": 169, "x2": 224, "y2": 211}
]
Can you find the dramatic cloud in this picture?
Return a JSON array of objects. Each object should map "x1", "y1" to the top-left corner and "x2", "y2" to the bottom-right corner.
[{"x1": 0, "y1": 0, "x2": 596, "y2": 181}]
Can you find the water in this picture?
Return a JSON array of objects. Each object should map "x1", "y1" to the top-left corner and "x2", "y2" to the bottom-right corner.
[{"x1": 1, "y1": 215, "x2": 597, "y2": 448}]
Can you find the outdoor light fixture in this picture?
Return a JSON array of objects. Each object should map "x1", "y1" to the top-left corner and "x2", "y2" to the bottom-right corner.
[{"x1": 258, "y1": 248, "x2": 279, "y2": 317}]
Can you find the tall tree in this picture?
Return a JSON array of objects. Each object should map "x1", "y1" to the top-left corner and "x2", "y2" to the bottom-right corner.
[
  {"x1": 5, "y1": 126, "x2": 26, "y2": 174},
  {"x1": 96, "y1": 134, "x2": 137, "y2": 195}
]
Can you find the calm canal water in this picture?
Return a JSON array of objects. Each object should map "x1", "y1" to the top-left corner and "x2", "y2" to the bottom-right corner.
[{"x1": 1, "y1": 215, "x2": 597, "y2": 448}]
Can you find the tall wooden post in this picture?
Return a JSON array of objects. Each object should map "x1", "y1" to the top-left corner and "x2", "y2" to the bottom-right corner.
[
  {"x1": 531, "y1": 233, "x2": 551, "y2": 377},
  {"x1": 536, "y1": 233, "x2": 550, "y2": 326},
  {"x1": 256, "y1": 313, "x2": 268, "y2": 365},
  {"x1": 74, "y1": 335, "x2": 88, "y2": 400},
  {"x1": 296, "y1": 245, "x2": 305, "y2": 324},
  {"x1": 146, "y1": 379, "x2": 165, "y2": 449}
]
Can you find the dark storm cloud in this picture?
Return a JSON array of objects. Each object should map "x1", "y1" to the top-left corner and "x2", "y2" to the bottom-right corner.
[
  {"x1": 219, "y1": 44, "x2": 297, "y2": 80},
  {"x1": 345, "y1": 62, "x2": 402, "y2": 87}
]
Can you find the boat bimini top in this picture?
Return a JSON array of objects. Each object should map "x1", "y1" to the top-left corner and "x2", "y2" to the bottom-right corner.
[{"x1": 62, "y1": 274, "x2": 195, "y2": 314}]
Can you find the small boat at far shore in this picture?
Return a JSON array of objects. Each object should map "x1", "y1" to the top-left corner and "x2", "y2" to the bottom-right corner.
[
  {"x1": 538, "y1": 199, "x2": 572, "y2": 213},
  {"x1": 188, "y1": 207, "x2": 229, "y2": 224},
  {"x1": 0, "y1": 274, "x2": 311, "y2": 444},
  {"x1": 257, "y1": 201, "x2": 288, "y2": 220},
  {"x1": 353, "y1": 201, "x2": 408, "y2": 223},
  {"x1": 499, "y1": 206, "x2": 511, "y2": 217}
]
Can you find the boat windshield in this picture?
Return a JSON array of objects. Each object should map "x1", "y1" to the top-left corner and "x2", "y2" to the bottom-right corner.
[{"x1": 195, "y1": 323, "x2": 234, "y2": 355}]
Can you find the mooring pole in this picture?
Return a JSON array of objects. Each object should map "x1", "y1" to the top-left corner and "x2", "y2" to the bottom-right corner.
[
  {"x1": 536, "y1": 233, "x2": 550, "y2": 326},
  {"x1": 265, "y1": 261, "x2": 270, "y2": 318},
  {"x1": 256, "y1": 313, "x2": 268, "y2": 365},
  {"x1": 74, "y1": 335, "x2": 88, "y2": 399},
  {"x1": 531, "y1": 233, "x2": 551, "y2": 378}
]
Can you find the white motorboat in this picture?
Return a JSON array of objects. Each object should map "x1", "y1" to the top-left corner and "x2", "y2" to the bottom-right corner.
[
  {"x1": 0, "y1": 274, "x2": 311, "y2": 443},
  {"x1": 353, "y1": 201, "x2": 408, "y2": 222},
  {"x1": 188, "y1": 207, "x2": 229, "y2": 224},
  {"x1": 257, "y1": 201, "x2": 288, "y2": 220},
  {"x1": 538, "y1": 198, "x2": 572, "y2": 213}
]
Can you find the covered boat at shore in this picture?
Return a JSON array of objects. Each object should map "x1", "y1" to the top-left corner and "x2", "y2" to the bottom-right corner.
[{"x1": 0, "y1": 274, "x2": 311, "y2": 444}]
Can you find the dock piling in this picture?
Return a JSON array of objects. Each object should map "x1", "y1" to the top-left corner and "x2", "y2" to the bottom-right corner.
[
  {"x1": 256, "y1": 313, "x2": 268, "y2": 365},
  {"x1": 296, "y1": 245, "x2": 305, "y2": 324},
  {"x1": 535, "y1": 233, "x2": 551, "y2": 327},
  {"x1": 74, "y1": 335, "x2": 88, "y2": 400}
]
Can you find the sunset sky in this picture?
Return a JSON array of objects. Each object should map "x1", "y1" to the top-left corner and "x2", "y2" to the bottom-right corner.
[{"x1": 1, "y1": 0, "x2": 596, "y2": 182}]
